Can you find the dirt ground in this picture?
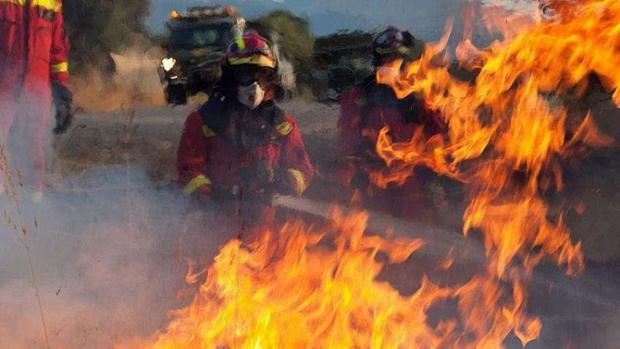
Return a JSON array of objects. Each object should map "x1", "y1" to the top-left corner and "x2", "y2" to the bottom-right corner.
[
  {"x1": 52, "y1": 95, "x2": 620, "y2": 263},
  {"x1": 1, "y1": 96, "x2": 619, "y2": 348}
]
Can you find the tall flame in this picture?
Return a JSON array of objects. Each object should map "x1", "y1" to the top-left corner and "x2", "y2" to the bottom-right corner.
[
  {"x1": 128, "y1": 1, "x2": 619, "y2": 348},
  {"x1": 374, "y1": 0, "x2": 618, "y2": 274},
  {"x1": 134, "y1": 210, "x2": 544, "y2": 349},
  {"x1": 370, "y1": 0, "x2": 617, "y2": 344}
]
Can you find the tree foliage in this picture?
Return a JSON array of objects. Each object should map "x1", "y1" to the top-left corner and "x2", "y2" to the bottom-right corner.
[
  {"x1": 63, "y1": 0, "x2": 151, "y2": 75},
  {"x1": 248, "y1": 10, "x2": 315, "y2": 82}
]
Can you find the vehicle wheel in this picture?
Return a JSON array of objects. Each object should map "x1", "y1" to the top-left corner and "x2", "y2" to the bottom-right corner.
[{"x1": 165, "y1": 84, "x2": 188, "y2": 105}]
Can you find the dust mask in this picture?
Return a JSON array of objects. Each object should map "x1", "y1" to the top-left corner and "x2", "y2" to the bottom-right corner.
[{"x1": 237, "y1": 82, "x2": 265, "y2": 110}]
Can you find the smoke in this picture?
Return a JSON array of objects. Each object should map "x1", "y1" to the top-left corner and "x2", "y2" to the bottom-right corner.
[
  {"x1": 0, "y1": 154, "x2": 238, "y2": 348},
  {"x1": 478, "y1": 0, "x2": 540, "y2": 13},
  {"x1": 72, "y1": 45, "x2": 165, "y2": 113},
  {"x1": 270, "y1": 32, "x2": 297, "y2": 94}
]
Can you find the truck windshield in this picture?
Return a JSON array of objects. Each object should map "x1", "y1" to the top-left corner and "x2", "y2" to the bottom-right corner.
[{"x1": 170, "y1": 22, "x2": 233, "y2": 49}]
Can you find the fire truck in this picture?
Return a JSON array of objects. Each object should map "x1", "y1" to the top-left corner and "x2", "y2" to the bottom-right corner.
[{"x1": 158, "y1": 6, "x2": 246, "y2": 104}]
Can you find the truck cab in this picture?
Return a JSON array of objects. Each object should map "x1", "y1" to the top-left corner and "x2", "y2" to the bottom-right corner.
[{"x1": 159, "y1": 6, "x2": 245, "y2": 104}]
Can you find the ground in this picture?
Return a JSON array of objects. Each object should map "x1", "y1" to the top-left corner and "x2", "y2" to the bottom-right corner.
[{"x1": 1, "y1": 96, "x2": 619, "y2": 348}]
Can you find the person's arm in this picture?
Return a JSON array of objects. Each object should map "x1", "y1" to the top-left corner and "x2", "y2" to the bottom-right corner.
[
  {"x1": 177, "y1": 112, "x2": 213, "y2": 196},
  {"x1": 50, "y1": 2, "x2": 70, "y2": 86},
  {"x1": 338, "y1": 88, "x2": 366, "y2": 157},
  {"x1": 277, "y1": 115, "x2": 314, "y2": 196}
]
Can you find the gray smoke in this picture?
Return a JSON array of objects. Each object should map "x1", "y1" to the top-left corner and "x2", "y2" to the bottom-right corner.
[
  {"x1": 270, "y1": 32, "x2": 297, "y2": 94},
  {"x1": 0, "y1": 166, "x2": 240, "y2": 348}
]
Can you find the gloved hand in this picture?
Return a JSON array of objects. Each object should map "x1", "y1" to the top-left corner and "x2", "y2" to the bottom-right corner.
[{"x1": 52, "y1": 82, "x2": 73, "y2": 134}]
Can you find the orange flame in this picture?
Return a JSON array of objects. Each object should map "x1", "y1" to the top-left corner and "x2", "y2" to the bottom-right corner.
[
  {"x1": 373, "y1": 0, "x2": 617, "y2": 273},
  {"x1": 131, "y1": 210, "x2": 545, "y2": 349},
  {"x1": 126, "y1": 1, "x2": 618, "y2": 348},
  {"x1": 369, "y1": 0, "x2": 617, "y2": 345}
]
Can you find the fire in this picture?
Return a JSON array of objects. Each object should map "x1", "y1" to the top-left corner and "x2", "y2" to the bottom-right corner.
[
  {"x1": 374, "y1": 0, "x2": 618, "y2": 274},
  {"x1": 127, "y1": 1, "x2": 619, "y2": 348},
  {"x1": 371, "y1": 0, "x2": 617, "y2": 345},
  {"x1": 132, "y1": 209, "x2": 543, "y2": 349}
]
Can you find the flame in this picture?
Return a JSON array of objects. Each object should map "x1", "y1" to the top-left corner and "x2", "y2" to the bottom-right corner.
[
  {"x1": 369, "y1": 0, "x2": 617, "y2": 345},
  {"x1": 132, "y1": 209, "x2": 545, "y2": 349},
  {"x1": 126, "y1": 1, "x2": 619, "y2": 348},
  {"x1": 374, "y1": 0, "x2": 618, "y2": 273}
]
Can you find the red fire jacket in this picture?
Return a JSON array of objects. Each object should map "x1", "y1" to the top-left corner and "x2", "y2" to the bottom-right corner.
[
  {"x1": 0, "y1": 0, "x2": 69, "y2": 192},
  {"x1": 177, "y1": 98, "x2": 314, "y2": 202},
  {"x1": 337, "y1": 79, "x2": 446, "y2": 217},
  {"x1": 338, "y1": 79, "x2": 444, "y2": 161},
  {"x1": 0, "y1": 0, "x2": 69, "y2": 104}
]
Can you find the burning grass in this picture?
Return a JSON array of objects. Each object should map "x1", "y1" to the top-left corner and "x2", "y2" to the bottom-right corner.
[
  {"x1": 122, "y1": 1, "x2": 619, "y2": 348},
  {"x1": 128, "y1": 209, "x2": 542, "y2": 349}
]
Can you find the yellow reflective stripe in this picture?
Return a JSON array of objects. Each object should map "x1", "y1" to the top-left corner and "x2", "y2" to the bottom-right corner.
[
  {"x1": 287, "y1": 168, "x2": 307, "y2": 196},
  {"x1": 51, "y1": 62, "x2": 68, "y2": 74},
  {"x1": 202, "y1": 125, "x2": 216, "y2": 138},
  {"x1": 236, "y1": 37, "x2": 245, "y2": 49},
  {"x1": 0, "y1": 0, "x2": 61, "y2": 11},
  {"x1": 33, "y1": 0, "x2": 61, "y2": 11},
  {"x1": 228, "y1": 55, "x2": 276, "y2": 68},
  {"x1": 277, "y1": 121, "x2": 293, "y2": 136},
  {"x1": 183, "y1": 175, "x2": 211, "y2": 196}
]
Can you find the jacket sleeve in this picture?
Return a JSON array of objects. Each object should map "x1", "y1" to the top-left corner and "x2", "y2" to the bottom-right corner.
[
  {"x1": 277, "y1": 115, "x2": 314, "y2": 196},
  {"x1": 338, "y1": 88, "x2": 365, "y2": 158},
  {"x1": 177, "y1": 111, "x2": 212, "y2": 196},
  {"x1": 50, "y1": 2, "x2": 70, "y2": 86}
]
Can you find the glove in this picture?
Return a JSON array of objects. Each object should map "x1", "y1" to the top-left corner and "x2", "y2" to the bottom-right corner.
[{"x1": 52, "y1": 82, "x2": 73, "y2": 134}]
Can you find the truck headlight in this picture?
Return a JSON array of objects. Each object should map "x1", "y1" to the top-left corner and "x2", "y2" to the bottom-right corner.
[{"x1": 161, "y1": 57, "x2": 177, "y2": 72}]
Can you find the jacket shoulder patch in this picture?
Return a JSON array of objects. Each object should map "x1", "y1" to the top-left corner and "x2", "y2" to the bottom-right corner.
[
  {"x1": 276, "y1": 120, "x2": 293, "y2": 136},
  {"x1": 202, "y1": 125, "x2": 216, "y2": 138}
]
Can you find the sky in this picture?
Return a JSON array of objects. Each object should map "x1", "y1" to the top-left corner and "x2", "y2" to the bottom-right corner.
[{"x1": 147, "y1": 0, "x2": 470, "y2": 40}]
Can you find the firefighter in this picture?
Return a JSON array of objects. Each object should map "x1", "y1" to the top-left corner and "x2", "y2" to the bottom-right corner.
[
  {"x1": 177, "y1": 30, "x2": 314, "y2": 233},
  {"x1": 338, "y1": 26, "x2": 446, "y2": 220},
  {"x1": 0, "y1": 0, "x2": 73, "y2": 202}
]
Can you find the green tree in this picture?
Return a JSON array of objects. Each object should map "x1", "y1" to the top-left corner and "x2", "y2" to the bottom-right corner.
[
  {"x1": 63, "y1": 0, "x2": 151, "y2": 75},
  {"x1": 248, "y1": 10, "x2": 315, "y2": 83}
]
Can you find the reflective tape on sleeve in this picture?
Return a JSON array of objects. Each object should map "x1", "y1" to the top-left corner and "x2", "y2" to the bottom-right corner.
[{"x1": 183, "y1": 174, "x2": 211, "y2": 196}]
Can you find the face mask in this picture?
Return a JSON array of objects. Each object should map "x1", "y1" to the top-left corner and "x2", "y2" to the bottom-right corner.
[
  {"x1": 376, "y1": 65, "x2": 400, "y2": 86},
  {"x1": 237, "y1": 82, "x2": 265, "y2": 110}
]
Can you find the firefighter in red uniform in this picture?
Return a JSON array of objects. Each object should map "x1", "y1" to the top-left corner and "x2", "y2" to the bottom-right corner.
[
  {"x1": 177, "y1": 31, "x2": 314, "y2": 233},
  {"x1": 338, "y1": 26, "x2": 445, "y2": 220},
  {"x1": 0, "y1": 0, "x2": 73, "y2": 201}
]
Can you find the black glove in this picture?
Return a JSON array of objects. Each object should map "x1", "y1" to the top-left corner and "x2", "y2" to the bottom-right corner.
[{"x1": 52, "y1": 82, "x2": 73, "y2": 134}]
